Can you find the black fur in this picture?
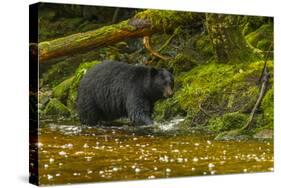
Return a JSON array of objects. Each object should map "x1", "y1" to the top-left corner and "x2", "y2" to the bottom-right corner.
[{"x1": 77, "y1": 61, "x2": 174, "y2": 126}]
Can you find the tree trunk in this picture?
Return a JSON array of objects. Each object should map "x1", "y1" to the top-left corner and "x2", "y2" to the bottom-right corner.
[
  {"x1": 39, "y1": 10, "x2": 202, "y2": 63},
  {"x1": 205, "y1": 13, "x2": 256, "y2": 63}
]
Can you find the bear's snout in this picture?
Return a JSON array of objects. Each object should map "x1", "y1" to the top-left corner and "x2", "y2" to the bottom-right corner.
[{"x1": 163, "y1": 86, "x2": 173, "y2": 98}]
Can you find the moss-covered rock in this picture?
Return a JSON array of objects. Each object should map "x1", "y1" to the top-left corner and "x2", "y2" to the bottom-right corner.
[
  {"x1": 253, "y1": 129, "x2": 273, "y2": 139},
  {"x1": 44, "y1": 98, "x2": 71, "y2": 117},
  {"x1": 52, "y1": 76, "x2": 74, "y2": 103},
  {"x1": 208, "y1": 112, "x2": 248, "y2": 132},
  {"x1": 161, "y1": 59, "x2": 273, "y2": 133},
  {"x1": 215, "y1": 129, "x2": 252, "y2": 141},
  {"x1": 176, "y1": 61, "x2": 273, "y2": 113}
]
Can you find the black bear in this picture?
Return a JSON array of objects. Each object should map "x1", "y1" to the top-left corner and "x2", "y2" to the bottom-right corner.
[{"x1": 77, "y1": 61, "x2": 174, "y2": 126}]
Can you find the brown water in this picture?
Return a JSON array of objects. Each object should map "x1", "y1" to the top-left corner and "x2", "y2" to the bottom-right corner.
[{"x1": 36, "y1": 119, "x2": 273, "y2": 185}]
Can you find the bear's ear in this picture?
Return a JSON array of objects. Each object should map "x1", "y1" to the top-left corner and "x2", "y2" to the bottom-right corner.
[{"x1": 150, "y1": 67, "x2": 158, "y2": 77}]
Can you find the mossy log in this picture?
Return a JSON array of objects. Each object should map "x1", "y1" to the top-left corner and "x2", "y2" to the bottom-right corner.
[{"x1": 39, "y1": 10, "x2": 202, "y2": 63}]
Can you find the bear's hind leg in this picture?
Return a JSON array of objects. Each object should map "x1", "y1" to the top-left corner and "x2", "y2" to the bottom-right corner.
[{"x1": 79, "y1": 110, "x2": 99, "y2": 126}]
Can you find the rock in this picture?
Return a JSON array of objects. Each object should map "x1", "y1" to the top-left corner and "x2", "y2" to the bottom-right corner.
[
  {"x1": 44, "y1": 98, "x2": 71, "y2": 117},
  {"x1": 215, "y1": 129, "x2": 251, "y2": 141},
  {"x1": 254, "y1": 129, "x2": 273, "y2": 139},
  {"x1": 53, "y1": 76, "x2": 74, "y2": 102},
  {"x1": 39, "y1": 90, "x2": 52, "y2": 109}
]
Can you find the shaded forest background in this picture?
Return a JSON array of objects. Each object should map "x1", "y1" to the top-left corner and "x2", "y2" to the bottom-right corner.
[{"x1": 36, "y1": 3, "x2": 274, "y2": 140}]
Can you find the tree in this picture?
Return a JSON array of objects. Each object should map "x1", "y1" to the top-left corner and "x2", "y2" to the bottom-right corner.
[{"x1": 205, "y1": 13, "x2": 257, "y2": 63}]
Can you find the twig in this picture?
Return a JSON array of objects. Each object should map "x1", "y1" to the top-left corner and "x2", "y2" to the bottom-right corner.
[
  {"x1": 198, "y1": 103, "x2": 211, "y2": 117},
  {"x1": 158, "y1": 27, "x2": 181, "y2": 52},
  {"x1": 242, "y1": 66, "x2": 269, "y2": 130},
  {"x1": 241, "y1": 41, "x2": 272, "y2": 130},
  {"x1": 143, "y1": 36, "x2": 171, "y2": 61},
  {"x1": 259, "y1": 42, "x2": 273, "y2": 82},
  {"x1": 111, "y1": 8, "x2": 120, "y2": 23}
]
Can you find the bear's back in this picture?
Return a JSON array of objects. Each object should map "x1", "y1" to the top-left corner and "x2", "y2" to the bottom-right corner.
[{"x1": 78, "y1": 61, "x2": 148, "y2": 120}]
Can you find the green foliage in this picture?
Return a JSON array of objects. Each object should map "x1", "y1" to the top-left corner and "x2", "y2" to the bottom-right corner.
[
  {"x1": 39, "y1": 17, "x2": 85, "y2": 41},
  {"x1": 256, "y1": 39, "x2": 272, "y2": 51},
  {"x1": 195, "y1": 34, "x2": 213, "y2": 57},
  {"x1": 242, "y1": 17, "x2": 271, "y2": 36},
  {"x1": 208, "y1": 112, "x2": 248, "y2": 132},
  {"x1": 246, "y1": 24, "x2": 273, "y2": 50},
  {"x1": 41, "y1": 60, "x2": 74, "y2": 87}
]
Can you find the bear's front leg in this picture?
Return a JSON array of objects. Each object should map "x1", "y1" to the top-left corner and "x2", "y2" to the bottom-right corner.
[
  {"x1": 126, "y1": 95, "x2": 153, "y2": 125},
  {"x1": 132, "y1": 112, "x2": 153, "y2": 125}
]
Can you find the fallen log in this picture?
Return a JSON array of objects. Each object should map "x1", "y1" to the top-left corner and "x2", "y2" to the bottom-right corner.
[{"x1": 38, "y1": 10, "x2": 203, "y2": 63}]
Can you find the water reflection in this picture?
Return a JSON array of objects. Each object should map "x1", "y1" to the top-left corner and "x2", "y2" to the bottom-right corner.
[{"x1": 36, "y1": 119, "x2": 273, "y2": 185}]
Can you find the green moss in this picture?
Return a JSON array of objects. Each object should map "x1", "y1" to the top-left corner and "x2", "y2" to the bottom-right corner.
[
  {"x1": 208, "y1": 112, "x2": 248, "y2": 132},
  {"x1": 39, "y1": 17, "x2": 85, "y2": 41},
  {"x1": 176, "y1": 62, "x2": 235, "y2": 112},
  {"x1": 242, "y1": 17, "x2": 271, "y2": 36},
  {"x1": 256, "y1": 39, "x2": 271, "y2": 51},
  {"x1": 44, "y1": 98, "x2": 70, "y2": 117},
  {"x1": 53, "y1": 76, "x2": 74, "y2": 103},
  {"x1": 180, "y1": 61, "x2": 272, "y2": 110},
  {"x1": 135, "y1": 10, "x2": 196, "y2": 31},
  {"x1": 246, "y1": 24, "x2": 273, "y2": 49},
  {"x1": 41, "y1": 59, "x2": 80, "y2": 87},
  {"x1": 168, "y1": 53, "x2": 197, "y2": 73},
  {"x1": 195, "y1": 34, "x2": 213, "y2": 57},
  {"x1": 153, "y1": 97, "x2": 185, "y2": 121},
  {"x1": 166, "y1": 60, "x2": 273, "y2": 128}
]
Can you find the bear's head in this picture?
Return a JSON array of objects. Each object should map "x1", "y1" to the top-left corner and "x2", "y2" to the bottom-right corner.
[{"x1": 148, "y1": 68, "x2": 174, "y2": 100}]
